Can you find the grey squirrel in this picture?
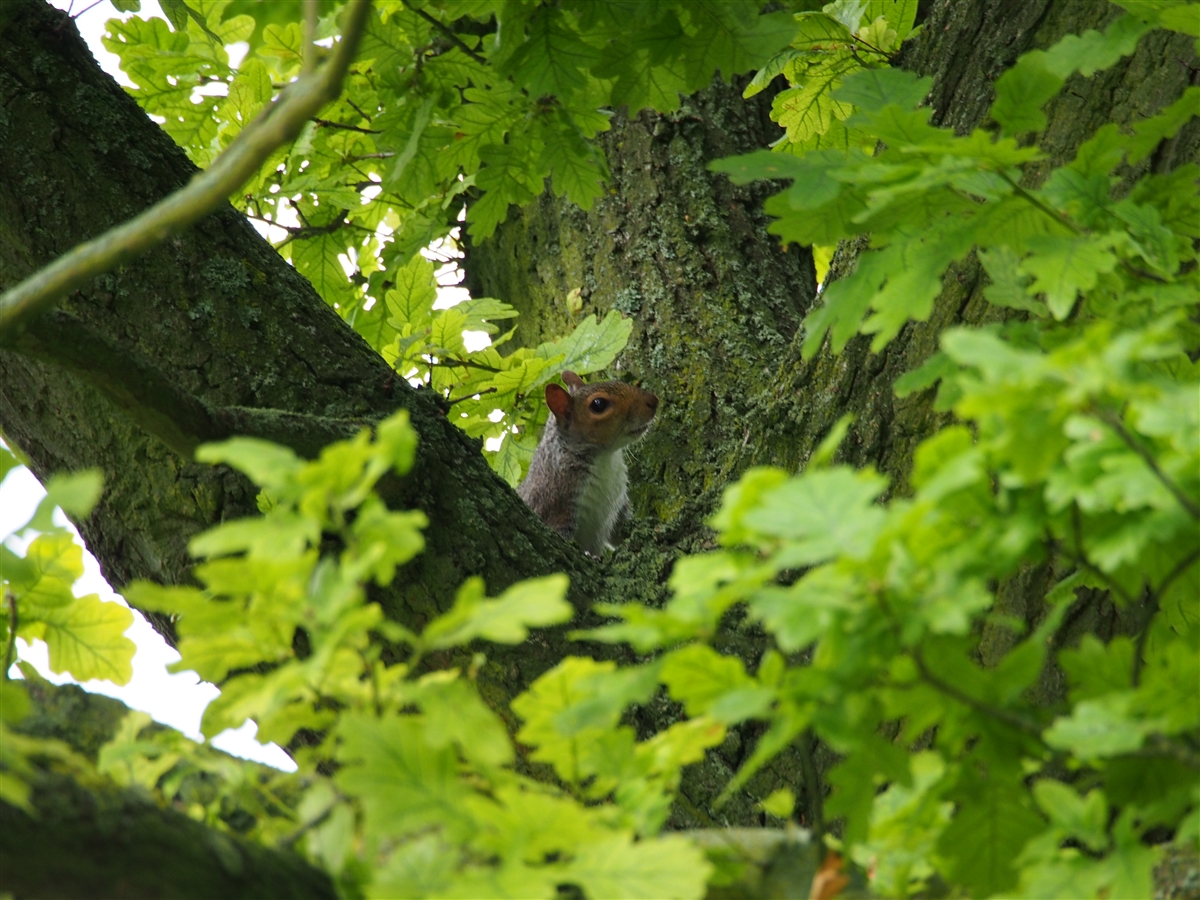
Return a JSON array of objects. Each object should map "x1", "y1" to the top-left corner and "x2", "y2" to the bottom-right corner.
[{"x1": 517, "y1": 371, "x2": 659, "y2": 555}]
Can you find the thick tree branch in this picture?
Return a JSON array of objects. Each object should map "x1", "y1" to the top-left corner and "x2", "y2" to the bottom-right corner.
[{"x1": 0, "y1": 0, "x2": 373, "y2": 340}]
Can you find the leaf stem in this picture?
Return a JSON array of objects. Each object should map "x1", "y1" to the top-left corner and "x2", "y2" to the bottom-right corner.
[
  {"x1": 446, "y1": 386, "x2": 497, "y2": 406},
  {"x1": 998, "y1": 172, "x2": 1082, "y2": 236},
  {"x1": 2, "y1": 589, "x2": 16, "y2": 681}
]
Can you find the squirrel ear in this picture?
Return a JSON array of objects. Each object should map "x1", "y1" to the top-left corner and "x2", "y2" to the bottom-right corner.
[
  {"x1": 561, "y1": 371, "x2": 585, "y2": 390},
  {"x1": 545, "y1": 383, "x2": 571, "y2": 419}
]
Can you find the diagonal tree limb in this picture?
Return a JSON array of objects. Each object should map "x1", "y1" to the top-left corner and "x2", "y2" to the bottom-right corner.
[{"x1": 0, "y1": 0, "x2": 373, "y2": 341}]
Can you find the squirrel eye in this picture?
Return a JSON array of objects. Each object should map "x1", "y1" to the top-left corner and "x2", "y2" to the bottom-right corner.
[{"x1": 589, "y1": 397, "x2": 610, "y2": 413}]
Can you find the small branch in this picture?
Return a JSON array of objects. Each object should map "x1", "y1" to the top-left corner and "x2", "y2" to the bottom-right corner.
[
  {"x1": 312, "y1": 118, "x2": 382, "y2": 134},
  {"x1": 303, "y1": 0, "x2": 318, "y2": 75},
  {"x1": 0, "y1": 0, "x2": 375, "y2": 341},
  {"x1": 401, "y1": 0, "x2": 488, "y2": 65},
  {"x1": 1096, "y1": 409, "x2": 1200, "y2": 521},
  {"x1": 797, "y1": 729, "x2": 825, "y2": 839},
  {"x1": 278, "y1": 804, "x2": 332, "y2": 850},
  {"x1": 913, "y1": 652, "x2": 1044, "y2": 738},
  {"x1": 998, "y1": 173, "x2": 1083, "y2": 236},
  {"x1": 345, "y1": 152, "x2": 396, "y2": 162},
  {"x1": 1133, "y1": 548, "x2": 1200, "y2": 687},
  {"x1": 429, "y1": 357, "x2": 503, "y2": 374},
  {"x1": 346, "y1": 99, "x2": 374, "y2": 122},
  {"x1": 3, "y1": 589, "x2": 17, "y2": 681},
  {"x1": 446, "y1": 386, "x2": 497, "y2": 406},
  {"x1": 1127, "y1": 735, "x2": 1200, "y2": 771},
  {"x1": 1071, "y1": 505, "x2": 1136, "y2": 606}
]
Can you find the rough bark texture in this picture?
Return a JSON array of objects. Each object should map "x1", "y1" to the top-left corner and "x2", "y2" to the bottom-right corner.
[{"x1": 1, "y1": 0, "x2": 1197, "y2": 890}]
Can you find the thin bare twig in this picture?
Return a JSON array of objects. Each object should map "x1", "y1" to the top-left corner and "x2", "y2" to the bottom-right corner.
[
  {"x1": 401, "y1": 0, "x2": 487, "y2": 65},
  {"x1": 0, "y1": 1, "x2": 374, "y2": 340},
  {"x1": 312, "y1": 118, "x2": 382, "y2": 134},
  {"x1": 446, "y1": 386, "x2": 497, "y2": 406}
]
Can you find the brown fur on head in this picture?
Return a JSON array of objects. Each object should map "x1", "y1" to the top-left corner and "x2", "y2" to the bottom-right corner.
[{"x1": 544, "y1": 371, "x2": 659, "y2": 452}]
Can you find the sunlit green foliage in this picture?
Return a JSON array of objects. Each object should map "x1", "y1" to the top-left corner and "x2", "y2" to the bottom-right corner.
[
  {"x1": 114, "y1": 411, "x2": 711, "y2": 898},
  {"x1": 0, "y1": 447, "x2": 131, "y2": 809},
  {"x1": 368, "y1": 252, "x2": 632, "y2": 483}
]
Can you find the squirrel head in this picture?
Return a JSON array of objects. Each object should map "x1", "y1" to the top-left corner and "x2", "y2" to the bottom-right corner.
[{"x1": 544, "y1": 371, "x2": 659, "y2": 451}]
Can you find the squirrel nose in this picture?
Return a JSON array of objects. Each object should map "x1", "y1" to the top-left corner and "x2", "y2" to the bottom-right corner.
[{"x1": 646, "y1": 394, "x2": 659, "y2": 413}]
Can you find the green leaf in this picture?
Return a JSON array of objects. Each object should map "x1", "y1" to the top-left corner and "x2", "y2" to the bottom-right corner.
[
  {"x1": 414, "y1": 678, "x2": 514, "y2": 768},
  {"x1": 679, "y1": 3, "x2": 797, "y2": 88},
  {"x1": 562, "y1": 833, "x2": 712, "y2": 900},
  {"x1": 741, "y1": 467, "x2": 888, "y2": 564},
  {"x1": 660, "y1": 644, "x2": 753, "y2": 717},
  {"x1": 1059, "y1": 635, "x2": 1134, "y2": 703},
  {"x1": 0, "y1": 446, "x2": 20, "y2": 487},
  {"x1": 503, "y1": 7, "x2": 598, "y2": 100},
  {"x1": 196, "y1": 438, "x2": 302, "y2": 490},
  {"x1": 759, "y1": 787, "x2": 795, "y2": 819},
  {"x1": 894, "y1": 351, "x2": 958, "y2": 398},
  {"x1": 788, "y1": 12, "x2": 855, "y2": 51},
  {"x1": 1043, "y1": 693, "x2": 1155, "y2": 761},
  {"x1": 38, "y1": 594, "x2": 136, "y2": 685},
  {"x1": 594, "y1": 13, "x2": 690, "y2": 114},
  {"x1": 1019, "y1": 233, "x2": 1120, "y2": 319},
  {"x1": 335, "y1": 714, "x2": 474, "y2": 839},
  {"x1": 749, "y1": 564, "x2": 856, "y2": 652},
  {"x1": 7, "y1": 532, "x2": 82, "y2": 610},
  {"x1": 937, "y1": 767, "x2": 1044, "y2": 897},
  {"x1": 771, "y1": 54, "x2": 858, "y2": 146},
  {"x1": 537, "y1": 113, "x2": 607, "y2": 210},
  {"x1": 978, "y1": 246, "x2": 1046, "y2": 315},
  {"x1": 1032, "y1": 780, "x2": 1109, "y2": 851},
  {"x1": 469, "y1": 144, "x2": 542, "y2": 240},
  {"x1": 535, "y1": 310, "x2": 633, "y2": 374},
  {"x1": 422, "y1": 575, "x2": 572, "y2": 649},
  {"x1": 29, "y1": 469, "x2": 104, "y2": 531},
  {"x1": 513, "y1": 656, "x2": 619, "y2": 783},
  {"x1": 990, "y1": 56, "x2": 1063, "y2": 136},
  {"x1": 832, "y1": 67, "x2": 932, "y2": 114},
  {"x1": 991, "y1": 14, "x2": 1154, "y2": 136}
]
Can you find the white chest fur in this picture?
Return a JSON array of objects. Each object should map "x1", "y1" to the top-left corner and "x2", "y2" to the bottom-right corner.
[{"x1": 573, "y1": 448, "x2": 628, "y2": 555}]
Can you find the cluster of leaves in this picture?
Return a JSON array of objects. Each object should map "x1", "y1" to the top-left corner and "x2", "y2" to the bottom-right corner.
[
  {"x1": 746, "y1": 0, "x2": 920, "y2": 156},
  {"x1": 99, "y1": 0, "x2": 801, "y2": 475},
  {"x1": 81, "y1": 411, "x2": 707, "y2": 898},
  {"x1": 537, "y1": 5, "x2": 1196, "y2": 897},
  {"x1": 0, "y1": 448, "x2": 135, "y2": 811},
  {"x1": 360, "y1": 252, "x2": 632, "y2": 483}
]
